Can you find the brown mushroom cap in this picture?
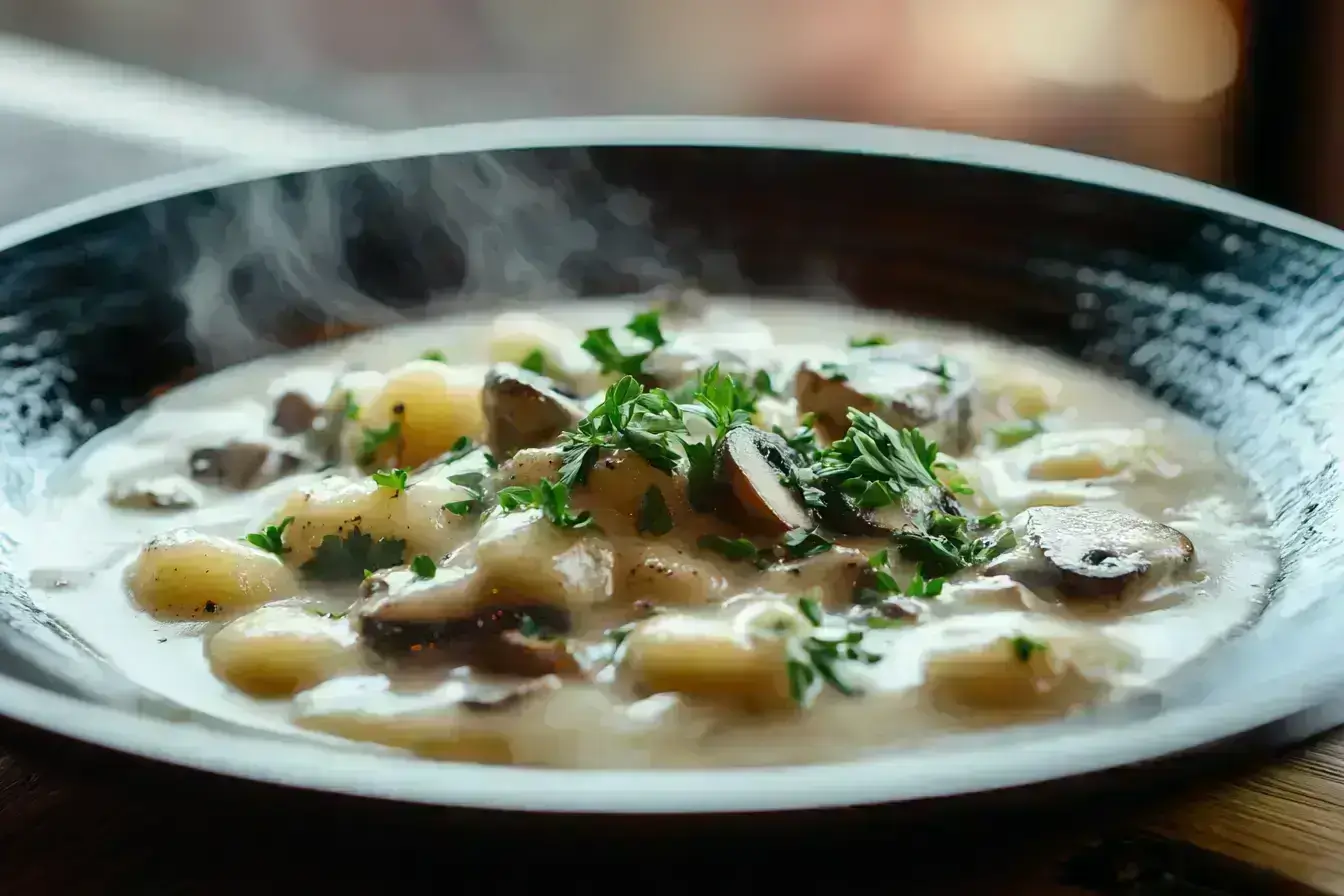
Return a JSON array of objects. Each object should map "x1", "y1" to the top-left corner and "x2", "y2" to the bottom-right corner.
[
  {"x1": 189, "y1": 440, "x2": 305, "y2": 490},
  {"x1": 988, "y1": 505, "x2": 1195, "y2": 599},
  {"x1": 482, "y1": 363, "x2": 585, "y2": 457},
  {"x1": 794, "y1": 342, "x2": 974, "y2": 452},
  {"x1": 714, "y1": 426, "x2": 814, "y2": 534},
  {"x1": 272, "y1": 390, "x2": 320, "y2": 435}
]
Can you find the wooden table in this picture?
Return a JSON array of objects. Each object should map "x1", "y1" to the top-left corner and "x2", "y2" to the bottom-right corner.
[{"x1": 2, "y1": 712, "x2": 1343, "y2": 895}]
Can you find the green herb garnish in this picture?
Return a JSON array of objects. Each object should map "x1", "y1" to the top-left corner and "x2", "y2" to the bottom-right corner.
[
  {"x1": 342, "y1": 391, "x2": 360, "y2": 421},
  {"x1": 371, "y1": 468, "x2": 409, "y2": 492},
  {"x1": 357, "y1": 420, "x2": 401, "y2": 466},
  {"x1": 625, "y1": 309, "x2": 667, "y2": 349},
  {"x1": 497, "y1": 479, "x2": 595, "y2": 530},
  {"x1": 753, "y1": 369, "x2": 776, "y2": 396},
  {"x1": 410, "y1": 554, "x2": 437, "y2": 578},
  {"x1": 580, "y1": 310, "x2": 666, "y2": 376},
  {"x1": 420, "y1": 349, "x2": 448, "y2": 363},
  {"x1": 904, "y1": 565, "x2": 946, "y2": 598},
  {"x1": 991, "y1": 418, "x2": 1044, "y2": 449},
  {"x1": 244, "y1": 516, "x2": 293, "y2": 556},
  {"x1": 782, "y1": 527, "x2": 833, "y2": 559},
  {"x1": 786, "y1": 596, "x2": 883, "y2": 704},
  {"x1": 519, "y1": 348, "x2": 547, "y2": 374},
  {"x1": 301, "y1": 530, "x2": 406, "y2": 582},
  {"x1": 697, "y1": 534, "x2": 760, "y2": 561},
  {"x1": 443, "y1": 471, "x2": 487, "y2": 517},
  {"x1": 686, "y1": 363, "x2": 756, "y2": 439},
  {"x1": 517, "y1": 614, "x2": 561, "y2": 641},
  {"x1": 1010, "y1": 635, "x2": 1046, "y2": 663},
  {"x1": 637, "y1": 485, "x2": 674, "y2": 536},
  {"x1": 917, "y1": 358, "x2": 953, "y2": 393},
  {"x1": 440, "y1": 435, "x2": 478, "y2": 466},
  {"x1": 806, "y1": 410, "x2": 941, "y2": 510},
  {"x1": 556, "y1": 376, "x2": 683, "y2": 488},
  {"x1": 849, "y1": 334, "x2": 891, "y2": 348},
  {"x1": 818, "y1": 362, "x2": 849, "y2": 383}
]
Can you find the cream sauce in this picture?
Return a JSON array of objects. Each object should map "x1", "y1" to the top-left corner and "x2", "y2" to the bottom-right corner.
[{"x1": 15, "y1": 299, "x2": 1279, "y2": 768}]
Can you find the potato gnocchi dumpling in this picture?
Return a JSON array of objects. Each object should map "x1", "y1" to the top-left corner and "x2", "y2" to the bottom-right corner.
[{"x1": 127, "y1": 529, "x2": 298, "y2": 619}]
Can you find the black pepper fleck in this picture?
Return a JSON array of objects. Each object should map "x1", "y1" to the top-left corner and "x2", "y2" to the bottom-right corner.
[
  {"x1": 203, "y1": 600, "x2": 219, "y2": 614},
  {"x1": 392, "y1": 403, "x2": 406, "y2": 415}
]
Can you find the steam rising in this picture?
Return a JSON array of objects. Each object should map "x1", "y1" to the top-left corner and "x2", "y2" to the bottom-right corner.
[{"x1": 169, "y1": 148, "x2": 750, "y2": 368}]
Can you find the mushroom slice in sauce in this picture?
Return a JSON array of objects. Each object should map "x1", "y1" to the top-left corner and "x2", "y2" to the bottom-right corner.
[
  {"x1": 190, "y1": 439, "x2": 305, "y2": 490},
  {"x1": 481, "y1": 363, "x2": 586, "y2": 457},
  {"x1": 715, "y1": 426, "x2": 813, "y2": 534},
  {"x1": 818, "y1": 477, "x2": 963, "y2": 539},
  {"x1": 272, "y1": 390, "x2": 321, "y2": 436},
  {"x1": 986, "y1": 505, "x2": 1195, "y2": 600},
  {"x1": 106, "y1": 475, "x2": 202, "y2": 510},
  {"x1": 795, "y1": 342, "x2": 973, "y2": 451}
]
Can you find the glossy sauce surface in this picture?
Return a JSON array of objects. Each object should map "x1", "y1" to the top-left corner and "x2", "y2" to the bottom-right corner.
[{"x1": 17, "y1": 299, "x2": 1279, "y2": 768}]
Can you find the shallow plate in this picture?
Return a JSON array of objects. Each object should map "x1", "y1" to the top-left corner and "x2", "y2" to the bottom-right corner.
[{"x1": 2, "y1": 116, "x2": 1343, "y2": 813}]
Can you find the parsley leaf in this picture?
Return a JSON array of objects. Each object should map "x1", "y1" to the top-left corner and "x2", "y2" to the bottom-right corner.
[
  {"x1": 444, "y1": 471, "x2": 487, "y2": 516},
  {"x1": 849, "y1": 334, "x2": 891, "y2": 348},
  {"x1": 342, "y1": 391, "x2": 360, "y2": 421},
  {"x1": 773, "y1": 412, "x2": 820, "y2": 462},
  {"x1": 244, "y1": 516, "x2": 293, "y2": 556},
  {"x1": 555, "y1": 376, "x2": 684, "y2": 487},
  {"x1": 992, "y1": 418, "x2": 1044, "y2": 449},
  {"x1": 818, "y1": 362, "x2": 849, "y2": 383},
  {"x1": 1010, "y1": 634, "x2": 1046, "y2": 663},
  {"x1": 786, "y1": 596, "x2": 883, "y2": 704},
  {"x1": 681, "y1": 436, "x2": 717, "y2": 512},
  {"x1": 520, "y1": 348, "x2": 547, "y2": 374},
  {"x1": 753, "y1": 369, "x2": 776, "y2": 396},
  {"x1": 782, "y1": 527, "x2": 833, "y2": 559},
  {"x1": 892, "y1": 514, "x2": 1018, "y2": 579},
  {"x1": 637, "y1": 485, "x2": 674, "y2": 536},
  {"x1": 301, "y1": 530, "x2": 406, "y2": 582},
  {"x1": 440, "y1": 435, "x2": 478, "y2": 466},
  {"x1": 687, "y1": 363, "x2": 755, "y2": 439},
  {"x1": 420, "y1": 349, "x2": 447, "y2": 363},
  {"x1": 497, "y1": 479, "x2": 595, "y2": 530},
  {"x1": 697, "y1": 534, "x2": 760, "y2": 561},
  {"x1": 904, "y1": 565, "x2": 946, "y2": 597},
  {"x1": 410, "y1": 554, "x2": 437, "y2": 578},
  {"x1": 517, "y1": 613, "x2": 562, "y2": 641},
  {"x1": 810, "y1": 410, "x2": 941, "y2": 506},
  {"x1": 371, "y1": 468, "x2": 409, "y2": 492},
  {"x1": 357, "y1": 420, "x2": 401, "y2": 466},
  {"x1": 626, "y1": 309, "x2": 667, "y2": 348}
]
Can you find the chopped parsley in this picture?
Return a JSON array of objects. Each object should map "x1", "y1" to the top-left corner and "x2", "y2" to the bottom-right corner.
[
  {"x1": 687, "y1": 363, "x2": 756, "y2": 438},
  {"x1": 444, "y1": 471, "x2": 486, "y2": 516},
  {"x1": 904, "y1": 565, "x2": 945, "y2": 598},
  {"x1": 1010, "y1": 635, "x2": 1047, "y2": 663},
  {"x1": 806, "y1": 409, "x2": 942, "y2": 510},
  {"x1": 682, "y1": 436, "x2": 717, "y2": 512},
  {"x1": 818, "y1": 362, "x2": 849, "y2": 383},
  {"x1": 301, "y1": 530, "x2": 406, "y2": 582},
  {"x1": 892, "y1": 511, "x2": 1017, "y2": 579},
  {"x1": 625, "y1": 310, "x2": 667, "y2": 348},
  {"x1": 357, "y1": 420, "x2": 401, "y2": 466},
  {"x1": 753, "y1": 369, "x2": 777, "y2": 396},
  {"x1": 697, "y1": 534, "x2": 760, "y2": 561},
  {"x1": 497, "y1": 479, "x2": 595, "y2": 530},
  {"x1": 244, "y1": 516, "x2": 293, "y2": 556},
  {"x1": 916, "y1": 358, "x2": 953, "y2": 393},
  {"x1": 371, "y1": 468, "x2": 409, "y2": 492},
  {"x1": 555, "y1": 376, "x2": 683, "y2": 488},
  {"x1": 440, "y1": 435, "x2": 478, "y2": 466},
  {"x1": 849, "y1": 334, "x2": 891, "y2": 348},
  {"x1": 782, "y1": 527, "x2": 833, "y2": 559},
  {"x1": 420, "y1": 349, "x2": 448, "y2": 363},
  {"x1": 342, "y1": 392, "x2": 360, "y2": 421},
  {"x1": 786, "y1": 596, "x2": 883, "y2": 704},
  {"x1": 637, "y1": 485, "x2": 674, "y2": 536},
  {"x1": 992, "y1": 418, "x2": 1044, "y2": 449},
  {"x1": 773, "y1": 412, "x2": 820, "y2": 462},
  {"x1": 517, "y1": 613, "x2": 562, "y2": 641},
  {"x1": 519, "y1": 348, "x2": 547, "y2": 374},
  {"x1": 410, "y1": 554, "x2": 437, "y2": 578},
  {"x1": 580, "y1": 309, "x2": 666, "y2": 376}
]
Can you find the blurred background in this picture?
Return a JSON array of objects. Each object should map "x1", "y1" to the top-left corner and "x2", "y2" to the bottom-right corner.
[{"x1": 0, "y1": 0, "x2": 1335, "y2": 228}]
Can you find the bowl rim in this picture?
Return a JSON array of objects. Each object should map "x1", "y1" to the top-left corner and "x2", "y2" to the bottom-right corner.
[{"x1": 2, "y1": 115, "x2": 1343, "y2": 814}]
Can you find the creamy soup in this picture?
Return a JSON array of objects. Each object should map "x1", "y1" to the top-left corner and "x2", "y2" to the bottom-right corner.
[{"x1": 16, "y1": 297, "x2": 1279, "y2": 768}]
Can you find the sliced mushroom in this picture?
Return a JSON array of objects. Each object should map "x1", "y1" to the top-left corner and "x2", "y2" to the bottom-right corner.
[
  {"x1": 272, "y1": 390, "x2": 320, "y2": 436},
  {"x1": 714, "y1": 427, "x2": 813, "y2": 534},
  {"x1": 818, "y1": 479, "x2": 962, "y2": 538},
  {"x1": 794, "y1": 342, "x2": 974, "y2": 452},
  {"x1": 467, "y1": 631, "x2": 582, "y2": 679},
  {"x1": 481, "y1": 363, "x2": 586, "y2": 457},
  {"x1": 106, "y1": 475, "x2": 202, "y2": 510},
  {"x1": 190, "y1": 440, "x2": 305, "y2": 490},
  {"x1": 986, "y1": 505, "x2": 1195, "y2": 599}
]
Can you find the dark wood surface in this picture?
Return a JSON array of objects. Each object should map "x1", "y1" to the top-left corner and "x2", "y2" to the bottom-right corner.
[{"x1": 2, "y1": 709, "x2": 1343, "y2": 894}]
